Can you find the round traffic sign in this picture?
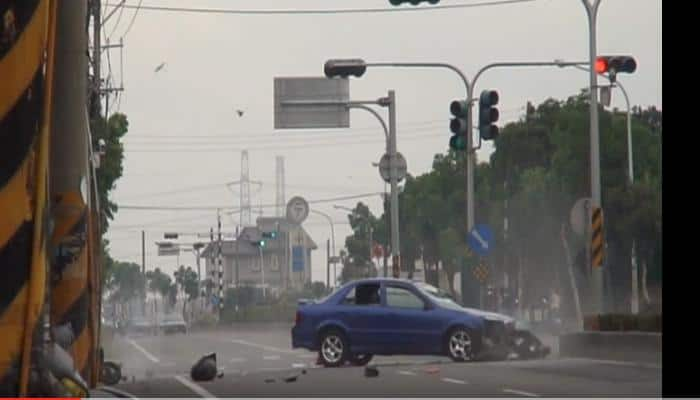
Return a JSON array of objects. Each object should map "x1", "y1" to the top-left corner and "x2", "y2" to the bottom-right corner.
[
  {"x1": 378, "y1": 152, "x2": 407, "y2": 183},
  {"x1": 570, "y1": 198, "x2": 591, "y2": 236},
  {"x1": 286, "y1": 196, "x2": 309, "y2": 225}
]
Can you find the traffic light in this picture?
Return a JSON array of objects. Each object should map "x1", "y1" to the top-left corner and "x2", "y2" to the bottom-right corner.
[
  {"x1": 164, "y1": 232, "x2": 178, "y2": 239},
  {"x1": 595, "y1": 55, "x2": 637, "y2": 83},
  {"x1": 324, "y1": 59, "x2": 367, "y2": 79},
  {"x1": 449, "y1": 100, "x2": 468, "y2": 151},
  {"x1": 261, "y1": 231, "x2": 277, "y2": 239},
  {"x1": 478, "y1": 90, "x2": 499, "y2": 141},
  {"x1": 389, "y1": 0, "x2": 440, "y2": 5}
]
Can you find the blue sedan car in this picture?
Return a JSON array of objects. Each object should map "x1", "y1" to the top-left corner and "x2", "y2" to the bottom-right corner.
[{"x1": 291, "y1": 278, "x2": 549, "y2": 367}]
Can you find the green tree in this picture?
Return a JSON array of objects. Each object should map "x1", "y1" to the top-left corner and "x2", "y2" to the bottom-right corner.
[
  {"x1": 174, "y1": 265, "x2": 200, "y2": 318},
  {"x1": 91, "y1": 113, "x2": 129, "y2": 234},
  {"x1": 146, "y1": 268, "x2": 173, "y2": 314},
  {"x1": 106, "y1": 261, "x2": 145, "y2": 321}
]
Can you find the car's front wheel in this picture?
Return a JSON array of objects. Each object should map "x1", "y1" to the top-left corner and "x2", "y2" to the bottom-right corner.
[
  {"x1": 445, "y1": 327, "x2": 479, "y2": 362},
  {"x1": 318, "y1": 329, "x2": 348, "y2": 367},
  {"x1": 349, "y1": 353, "x2": 373, "y2": 366}
]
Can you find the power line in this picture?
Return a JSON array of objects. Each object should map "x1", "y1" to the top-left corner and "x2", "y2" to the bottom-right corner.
[
  {"x1": 124, "y1": 126, "x2": 441, "y2": 146},
  {"x1": 118, "y1": 192, "x2": 383, "y2": 211},
  {"x1": 121, "y1": 0, "x2": 143, "y2": 38},
  {"x1": 123, "y1": 134, "x2": 438, "y2": 153},
  {"x1": 123, "y1": 119, "x2": 444, "y2": 140},
  {"x1": 106, "y1": 1, "x2": 126, "y2": 40},
  {"x1": 105, "y1": 1, "x2": 536, "y2": 15}
]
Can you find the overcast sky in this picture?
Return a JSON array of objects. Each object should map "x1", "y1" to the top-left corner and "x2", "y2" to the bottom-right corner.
[{"x1": 102, "y1": 0, "x2": 662, "y2": 283}]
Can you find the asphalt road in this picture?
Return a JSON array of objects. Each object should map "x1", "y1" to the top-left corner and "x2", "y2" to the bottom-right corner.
[{"x1": 102, "y1": 324, "x2": 661, "y2": 398}]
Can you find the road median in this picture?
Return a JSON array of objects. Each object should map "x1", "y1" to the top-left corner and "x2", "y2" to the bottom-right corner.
[{"x1": 559, "y1": 331, "x2": 661, "y2": 365}]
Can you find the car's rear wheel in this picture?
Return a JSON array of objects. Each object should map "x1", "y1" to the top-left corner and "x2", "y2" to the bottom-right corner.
[
  {"x1": 318, "y1": 329, "x2": 348, "y2": 367},
  {"x1": 445, "y1": 327, "x2": 479, "y2": 362},
  {"x1": 349, "y1": 353, "x2": 373, "y2": 366}
]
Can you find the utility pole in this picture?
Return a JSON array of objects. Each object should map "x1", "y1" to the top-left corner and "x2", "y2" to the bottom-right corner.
[
  {"x1": 235, "y1": 225, "x2": 240, "y2": 288},
  {"x1": 217, "y1": 210, "x2": 223, "y2": 316},
  {"x1": 141, "y1": 230, "x2": 146, "y2": 314},
  {"x1": 92, "y1": 0, "x2": 101, "y2": 115}
]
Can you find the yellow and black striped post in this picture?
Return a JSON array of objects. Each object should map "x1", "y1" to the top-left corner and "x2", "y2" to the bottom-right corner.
[
  {"x1": 0, "y1": 0, "x2": 53, "y2": 395},
  {"x1": 591, "y1": 207, "x2": 604, "y2": 269}
]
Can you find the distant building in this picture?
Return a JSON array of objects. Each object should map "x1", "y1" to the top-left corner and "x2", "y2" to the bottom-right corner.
[{"x1": 200, "y1": 217, "x2": 317, "y2": 295}]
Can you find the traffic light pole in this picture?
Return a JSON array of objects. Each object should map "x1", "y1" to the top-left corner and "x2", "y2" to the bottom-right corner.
[
  {"x1": 570, "y1": 63, "x2": 638, "y2": 314},
  {"x1": 387, "y1": 90, "x2": 401, "y2": 278},
  {"x1": 581, "y1": 0, "x2": 604, "y2": 314},
  {"x1": 362, "y1": 60, "x2": 586, "y2": 304}
]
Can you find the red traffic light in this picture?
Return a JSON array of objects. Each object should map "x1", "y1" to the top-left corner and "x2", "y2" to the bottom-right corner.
[
  {"x1": 595, "y1": 57, "x2": 608, "y2": 74},
  {"x1": 595, "y1": 56, "x2": 637, "y2": 75}
]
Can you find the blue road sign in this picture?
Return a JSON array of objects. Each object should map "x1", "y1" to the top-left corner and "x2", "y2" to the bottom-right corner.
[
  {"x1": 467, "y1": 224, "x2": 493, "y2": 257},
  {"x1": 292, "y1": 246, "x2": 304, "y2": 272},
  {"x1": 211, "y1": 294, "x2": 219, "y2": 307}
]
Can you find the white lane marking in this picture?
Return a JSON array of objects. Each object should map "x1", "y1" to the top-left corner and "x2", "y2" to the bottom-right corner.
[
  {"x1": 126, "y1": 338, "x2": 160, "y2": 363},
  {"x1": 566, "y1": 357, "x2": 662, "y2": 369},
  {"x1": 503, "y1": 388, "x2": 539, "y2": 397},
  {"x1": 397, "y1": 370, "x2": 416, "y2": 376},
  {"x1": 174, "y1": 375, "x2": 216, "y2": 398},
  {"x1": 229, "y1": 357, "x2": 247, "y2": 363},
  {"x1": 230, "y1": 339, "x2": 297, "y2": 354},
  {"x1": 263, "y1": 355, "x2": 281, "y2": 361},
  {"x1": 292, "y1": 363, "x2": 307, "y2": 368},
  {"x1": 441, "y1": 377, "x2": 467, "y2": 385}
]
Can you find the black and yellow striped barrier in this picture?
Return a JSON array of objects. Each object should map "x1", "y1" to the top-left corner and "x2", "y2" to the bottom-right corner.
[
  {"x1": 0, "y1": 0, "x2": 52, "y2": 395},
  {"x1": 591, "y1": 206, "x2": 604, "y2": 268}
]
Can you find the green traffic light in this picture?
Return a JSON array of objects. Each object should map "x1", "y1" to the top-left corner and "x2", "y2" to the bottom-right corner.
[
  {"x1": 450, "y1": 135, "x2": 467, "y2": 151},
  {"x1": 260, "y1": 240, "x2": 266, "y2": 247}
]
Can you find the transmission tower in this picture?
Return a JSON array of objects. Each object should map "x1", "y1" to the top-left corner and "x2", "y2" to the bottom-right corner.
[
  {"x1": 226, "y1": 150, "x2": 262, "y2": 227},
  {"x1": 276, "y1": 156, "x2": 286, "y2": 217}
]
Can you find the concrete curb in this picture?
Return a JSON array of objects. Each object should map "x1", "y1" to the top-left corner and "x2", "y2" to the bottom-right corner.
[{"x1": 559, "y1": 331, "x2": 662, "y2": 364}]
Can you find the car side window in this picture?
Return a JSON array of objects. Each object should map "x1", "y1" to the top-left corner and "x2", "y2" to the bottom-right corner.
[
  {"x1": 341, "y1": 284, "x2": 380, "y2": 306},
  {"x1": 386, "y1": 286, "x2": 425, "y2": 310}
]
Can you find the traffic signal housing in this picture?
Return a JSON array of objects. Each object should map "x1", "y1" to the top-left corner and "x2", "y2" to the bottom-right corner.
[
  {"x1": 261, "y1": 231, "x2": 277, "y2": 239},
  {"x1": 324, "y1": 59, "x2": 367, "y2": 79},
  {"x1": 389, "y1": 0, "x2": 440, "y2": 5},
  {"x1": 449, "y1": 100, "x2": 468, "y2": 151},
  {"x1": 478, "y1": 90, "x2": 499, "y2": 141},
  {"x1": 595, "y1": 56, "x2": 637, "y2": 83}
]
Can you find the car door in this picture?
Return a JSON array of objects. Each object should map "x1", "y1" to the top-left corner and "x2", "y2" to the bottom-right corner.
[
  {"x1": 383, "y1": 283, "x2": 443, "y2": 354},
  {"x1": 335, "y1": 282, "x2": 390, "y2": 354}
]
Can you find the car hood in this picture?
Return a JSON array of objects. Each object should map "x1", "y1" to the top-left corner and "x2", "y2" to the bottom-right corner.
[{"x1": 459, "y1": 307, "x2": 515, "y2": 324}]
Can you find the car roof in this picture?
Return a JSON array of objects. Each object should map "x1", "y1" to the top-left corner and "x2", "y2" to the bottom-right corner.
[{"x1": 351, "y1": 277, "x2": 418, "y2": 286}]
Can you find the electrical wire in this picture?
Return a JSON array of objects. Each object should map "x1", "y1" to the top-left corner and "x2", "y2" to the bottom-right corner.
[{"x1": 105, "y1": 1, "x2": 536, "y2": 16}]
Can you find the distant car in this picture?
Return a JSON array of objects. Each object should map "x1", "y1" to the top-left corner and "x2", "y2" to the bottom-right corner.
[
  {"x1": 291, "y1": 278, "x2": 550, "y2": 367},
  {"x1": 127, "y1": 316, "x2": 155, "y2": 336},
  {"x1": 159, "y1": 313, "x2": 187, "y2": 335}
]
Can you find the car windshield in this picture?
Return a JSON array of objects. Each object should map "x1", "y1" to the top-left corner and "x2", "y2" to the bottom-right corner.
[{"x1": 415, "y1": 283, "x2": 464, "y2": 311}]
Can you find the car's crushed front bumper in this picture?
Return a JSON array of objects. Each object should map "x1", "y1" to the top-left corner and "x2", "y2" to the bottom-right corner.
[{"x1": 480, "y1": 319, "x2": 550, "y2": 360}]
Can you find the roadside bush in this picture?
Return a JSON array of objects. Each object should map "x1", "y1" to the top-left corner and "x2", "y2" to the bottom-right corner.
[{"x1": 585, "y1": 313, "x2": 662, "y2": 332}]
